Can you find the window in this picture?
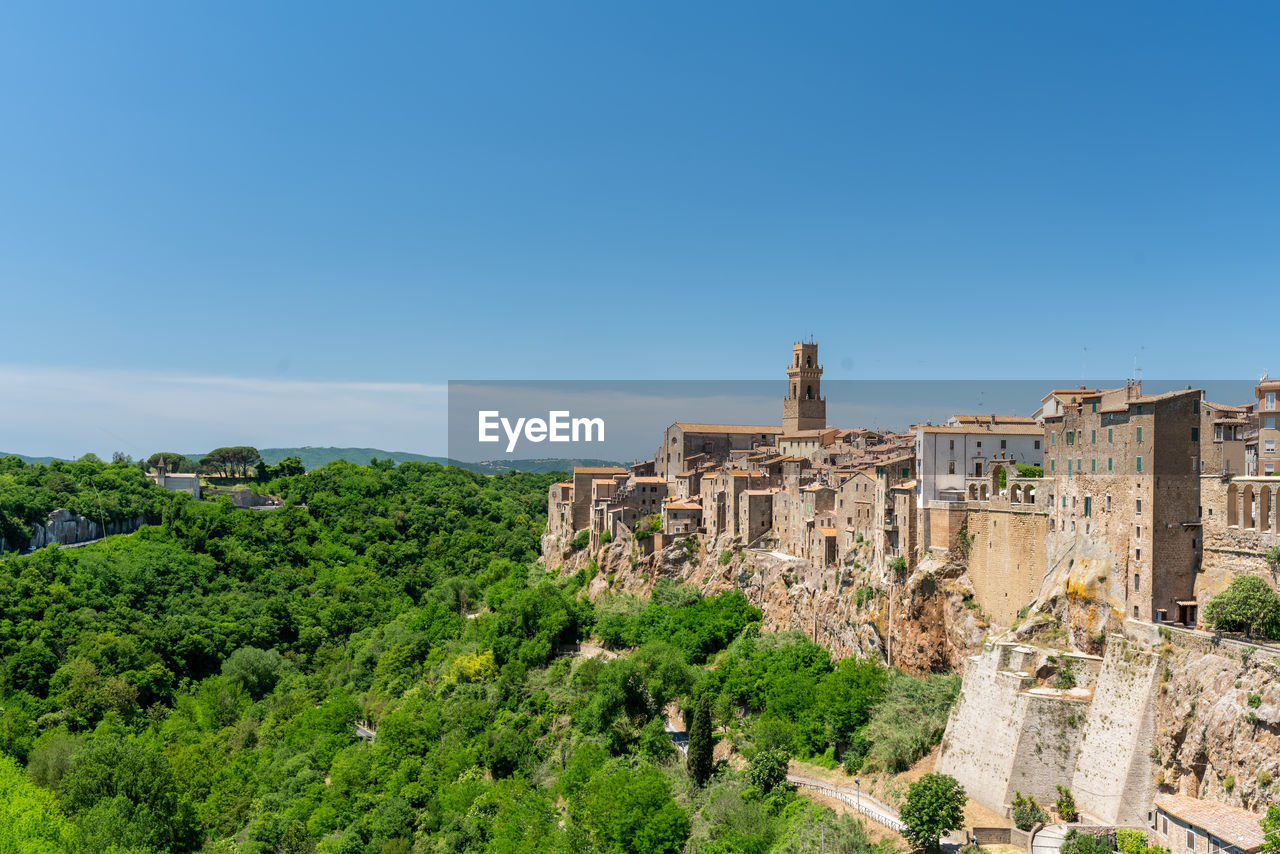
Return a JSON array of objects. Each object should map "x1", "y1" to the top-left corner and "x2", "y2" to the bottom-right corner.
[
  {"x1": 1163, "y1": 817, "x2": 1169, "y2": 835},
  {"x1": 1136, "y1": 456, "x2": 1143, "y2": 473},
  {"x1": 1267, "y1": 391, "x2": 1276, "y2": 410},
  {"x1": 1136, "y1": 547, "x2": 1141, "y2": 561},
  {"x1": 1136, "y1": 525, "x2": 1142, "y2": 539},
  {"x1": 1134, "y1": 605, "x2": 1139, "y2": 618},
  {"x1": 1266, "y1": 440, "x2": 1276, "y2": 453},
  {"x1": 1092, "y1": 402, "x2": 1098, "y2": 413},
  {"x1": 1106, "y1": 494, "x2": 1113, "y2": 511},
  {"x1": 977, "y1": 441, "x2": 982, "y2": 449},
  {"x1": 1092, "y1": 458, "x2": 1097, "y2": 472},
  {"x1": 1215, "y1": 425, "x2": 1223, "y2": 441},
  {"x1": 1267, "y1": 416, "x2": 1277, "y2": 430},
  {"x1": 1187, "y1": 830, "x2": 1195, "y2": 852},
  {"x1": 1067, "y1": 431, "x2": 1074, "y2": 445},
  {"x1": 1051, "y1": 432, "x2": 1056, "y2": 445},
  {"x1": 1001, "y1": 439, "x2": 1007, "y2": 449},
  {"x1": 1136, "y1": 498, "x2": 1142, "y2": 515},
  {"x1": 1035, "y1": 439, "x2": 1041, "y2": 450},
  {"x1": 1108, "y1": 457, "x2": 1113, "y2": 472},
  {"x1": 1193, "y1": 399, "x2": 1200, "y2": 414},
  {"x1": 1266, "y1": 463, "x2": 1275, "y2": 474},
  {"x1": 948, "y1": 461, "x2": 955, "y2": 474},
  {"x1": 1137, "y1": 404, "x2": 1144, "y2": 415},
  {"x1": 1135, "y1": 573, "x2": 1140, "y2": 590},
  {"x1": 1109, "y1": 428, "x2": 1114, "y2": 443},
  {"x1": 1137, "y1": 426, "x2": 1143, "y2": 443},
  {"x1": 1051, "y1": 459, "x2": 1055, "y2": 472},
  {"x1": 1062, "y1": 496, "x2": 1067, "y2": 509},
  {"x1": 1084, "y1": 496, "x2": 1092, "y2": 517},
  {"x1": 950, "y1": 439, "x2": 955, "y2": 451},
  {"x1": 1191, "y1": 427, "x2": 1199, "y2": 441},
  {"x1": 1092, "y1": 429, "x2": 1097, "y2": 443}
]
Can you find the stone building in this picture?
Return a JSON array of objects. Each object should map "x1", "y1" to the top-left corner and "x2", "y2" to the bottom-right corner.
[
  {"x1": 149, "y1": 457, "x2": 202, "y2": 498},
  {"x1": 782, "y1": 340, "x2": 826, "y2": 434},
  {"x1": 1150, "y1": 795, "x2": 1266, "y2": 854},
  {"x1": 656, "y1": 423, "x2": 780, "y2": 484},
  {"x1": 1201, "y1": 401, "x2": 1252, "y2": 476},
  {"x1": 569, "y1": 466, "x2": 628, "y2": 532},
  {"x1": 1042, "y1": 386, "x2": 1203, "y2": 624},
  {"x1": 1249, "y1": 375, "x2": 1279, "y2": 476}
]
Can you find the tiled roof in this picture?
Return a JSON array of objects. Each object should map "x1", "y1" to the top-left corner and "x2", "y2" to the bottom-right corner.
[
  {"x1": 921, "y1": 424, "x2": 1044, "y2": 435},
  {"x1": 674, "y1": 423, "x2": 781, "y2": 434},
  {"x1": 575, "y1": 466, "x2": 628, "y2": 475},
  {"x1": 1155, "y1": 795, "x2": 1265, "y2": 851},
  {"x1": 633, "y1": 476, "x2": 666, "y2": 483},
  {"x1": 950, "y1": 414, "x2": 1038, "y2": 425},
  {"x1": 665, "y1": 499, "x2": 702, "y2": 511},
  {"x1": 816, "y1": 527, "x2": 838, "y2": 537}
]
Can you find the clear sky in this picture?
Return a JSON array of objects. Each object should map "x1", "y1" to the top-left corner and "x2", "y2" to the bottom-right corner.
[{"x1": 1, "y1": 2, "x2": 1276, "y2": 456}]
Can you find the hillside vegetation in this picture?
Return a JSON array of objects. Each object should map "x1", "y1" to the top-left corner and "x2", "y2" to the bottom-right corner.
[{"x1": 0, "y1": 457, "x2": 951, "y2": 853}]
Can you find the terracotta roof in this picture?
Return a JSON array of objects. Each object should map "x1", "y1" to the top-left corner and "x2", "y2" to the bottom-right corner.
[
  {"x1": 742, "y1": 488, "x2": 779, "y2": 496},
  {"x1": 950, "y1": 414, "x2": 1038, "y2": 425},
  {"x1": 1155, "y1": 795, "x2": 1264, "y2": 852},
  {"x1": 575, "y1": 466, "x2": 628, "y2": 475},
  {"x1": 781, "y1": 429, "x2": 830, "y2": 439},
  {"x1": 1040, "y1": 388, "x2": 1101, "y2": 402},
  {"x1": 1205, "y1": 401, "x2": 1248, "y2": 413},
  {"x1": 555, "y1": 481, "x2": 573, "y2": 488},
  {"x1": 665, "y1": 499, "x2": 702, "y2": 511},
  {"x1": 633, "y1": 476, "x2": 666, "y2": 483},
  {"x1": 676, "y1": 470, "x2": 698, "y2": 477},
  {"x1": 728, "y1": 470, "x2": 766, "y2": 478},
  {"x1": 892, "y1": 480, "x2": 918, "y2": 489},
  {"x1": 673, "y1": 422, "x2": 781, "y2": 434},
  {"x1": 816, "y1": 527, "x2": 838, "y2": 537},
  {"x1": 921, "y1": 424, "x2": 1044, "y2": 435}
]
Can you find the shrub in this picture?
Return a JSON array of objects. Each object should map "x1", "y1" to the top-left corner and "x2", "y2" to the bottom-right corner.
[
  {"x1": 1011, "y1": 791, "x2": 1049, "y2": 831},
  {"x1": 1116, "y1": 828, "x2": 1147, "y2": 854},
  {"x1": 1053, "y1": 660, "x2": 1078, "y2": 690},
  {"x1": 746, "y1": 747, "x2": 790, "y2": 794},
  {"x1": 1055, "y1": 785, "x2": 1078, "y2": 822},
  {"x1": 570, "y1": 530, "x2": 590, "y2": 551},
  {"x1": 1223, "y1": 774, "x2": 1235, "y2": 792},
  {"x1": 719, "y1": 550, "x2": 733, "y2": 566},
  {"x1": 1060, "y1": 829, "x2": 1114, "y2": 854},
  {"x1": 1248, "y1": 693, "x2": 1262, "y2": 708},
  {"x1": 1016, "y1": 464, "x2": 1044, "y2": 479},
  {"x1": 1258, "y1": 769, "x2": 1272, "y2": 788},
  {"x1": 600, "y1": 530, "x2": 612, "y2": 545}
]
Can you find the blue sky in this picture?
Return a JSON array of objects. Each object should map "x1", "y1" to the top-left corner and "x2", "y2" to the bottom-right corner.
[{"x1": 1, "y1": 2, "x2": 1276, "y2": 455}]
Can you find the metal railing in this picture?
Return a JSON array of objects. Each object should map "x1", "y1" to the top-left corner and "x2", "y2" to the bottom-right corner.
[{"x1": 789, "y1": 776, "x2": 907, "y2": 834}]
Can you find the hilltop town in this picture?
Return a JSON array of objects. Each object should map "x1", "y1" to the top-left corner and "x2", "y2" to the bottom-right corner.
[{"x1": 544, "y1": 341, "x2": 1280, "y2": 848}]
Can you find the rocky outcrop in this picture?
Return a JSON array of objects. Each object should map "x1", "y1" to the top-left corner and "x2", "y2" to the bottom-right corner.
[
  {"x1": 1150, "y1": 629, "x2": 1280, "y2": 813},
  {"x1": 0, "y1": 509, "x2": 144, "y2": 553},
  {"x1": 541, "y1": 530, "x2": 985, "y2": 674}
]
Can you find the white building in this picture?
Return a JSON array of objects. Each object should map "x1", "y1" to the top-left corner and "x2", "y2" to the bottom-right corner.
[{"x1": 915, "y1": 417, "x2": 1044, "y2": 504}]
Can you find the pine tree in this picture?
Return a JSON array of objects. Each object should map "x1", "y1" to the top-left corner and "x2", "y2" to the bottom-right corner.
[{"x1": 686, "y1": 694, "x2": 714, "y2": 786}]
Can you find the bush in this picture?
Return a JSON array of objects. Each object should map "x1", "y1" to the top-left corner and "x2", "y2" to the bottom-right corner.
[
  {"x1": 221, "y1": 646, "x2": 287, "y2": 699},
  {"x1": 1016, "y1": 464, "x2": 1044, "y2": 479},
  {"x1": 746, "y1": 747, "x2": 790, "y2": 794},
  {"x1": 1116, "y1": 828, "x2": 1147, "y2": 854},
  {"x1": 860, "y1": 670, "x2": 960, "y2": 772},
  {"x1": 1055, "y1": 785, "x2": 1078, "y2": 822},
  {"x1": 1011, "y1": 791, "x2": 1049, "y2": 831},
  {"x1": 1060, "y1": 829, "x2": 1115, "y2": 854},
  {"x1": 719, "y1": 550, "x2": 733, "y2": 566},
  {"x1": 570, "y1": 530, "x2": 590, "y2": 551},
  {"x1": 600, "y1": 530, "x2": 612, "y2": 545}
]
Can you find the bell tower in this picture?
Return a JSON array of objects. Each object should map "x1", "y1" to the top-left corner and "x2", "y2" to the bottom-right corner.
[{"x1": 783, "y1": 340, "x2": 826, "y2": 434}]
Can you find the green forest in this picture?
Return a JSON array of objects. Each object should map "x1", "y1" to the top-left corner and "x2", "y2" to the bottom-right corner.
[{"x1": 0, "y1": 456, "x2": 955, "y2": 854}]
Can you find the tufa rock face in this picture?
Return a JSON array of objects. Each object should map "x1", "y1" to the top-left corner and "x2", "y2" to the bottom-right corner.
[
  {"x1": 541, "y1": 530, "x2": 985, "y2": 675},
  {"x1": 0, "y1": 509, "x2": 145, "y2": 553},
  {"x1": 1154, "y1": 640, "x2": 1280, "y2": 812}
]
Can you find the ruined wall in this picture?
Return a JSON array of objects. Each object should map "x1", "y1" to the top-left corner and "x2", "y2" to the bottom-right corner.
[{"x1": 1198, "y1": 476, "x2": 1279, "y2": 607}]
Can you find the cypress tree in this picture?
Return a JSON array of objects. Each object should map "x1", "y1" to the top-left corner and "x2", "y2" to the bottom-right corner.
[{"x1": 686, "y1": 693, "x2": 713, "y2": 786}]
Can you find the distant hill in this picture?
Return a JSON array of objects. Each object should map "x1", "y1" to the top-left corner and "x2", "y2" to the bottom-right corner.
[{"x1": 4, "y1": 448, "x2": 625, "y2": 476}]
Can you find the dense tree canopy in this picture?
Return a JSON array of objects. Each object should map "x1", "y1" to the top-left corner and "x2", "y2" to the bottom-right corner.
[{"x1": 0, "y1": 457, "x2": 935, "y2": 853}]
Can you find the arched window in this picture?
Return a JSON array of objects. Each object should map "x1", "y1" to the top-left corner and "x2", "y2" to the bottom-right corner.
[
  {"x1": 806, "y1": 356, "x2": 812, "y2": 368},
  {"x1": 806, "y1": 385, "x2": 813, "y2": 399}
]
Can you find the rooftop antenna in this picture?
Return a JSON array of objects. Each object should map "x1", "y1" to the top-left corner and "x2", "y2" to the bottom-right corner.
[{"x1": 1133, "y1": 346, "x2": 1144, "y2": 383}]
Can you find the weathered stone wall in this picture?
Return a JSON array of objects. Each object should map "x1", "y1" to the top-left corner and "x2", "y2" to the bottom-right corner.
[
  {"x1": 967, "y1": 501, "x2": 1048, "y2": 625},
  {"x1": 1071, "y1": 636, "x2": 1160, "y2": 825}
]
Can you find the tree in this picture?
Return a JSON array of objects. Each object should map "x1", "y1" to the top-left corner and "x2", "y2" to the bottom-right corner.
[
  {"x1": 148, "y1": 452, "x2": 198, "y2": 473},
  {"x1": 1261, "y1": 803, "x2": 1279, "y2": 854},
  {"x1": 686, "y1": 693, "x2": 714, "y2": 786},
  {"x1": 0, "y1": 753, "x2": 77, "y2": 853},
  {"x1": 577, "y1": 764, "x2": 689, "y2": 854},
  {"x1": 898, "y1": 773, "x2": 966, "y2": 851},
  {"x1": 1203, "y1": 575, "x2": 1280, "y2": 638},
  {"x1": 221, "y1": 646, "x2": 287, "y2": 699},
  {"x1": 199, "y1": 446, "x2": 263, "y2": 479},
  {"x1": 746, "y1": 747, "x2": 790, "y2": 794}
]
